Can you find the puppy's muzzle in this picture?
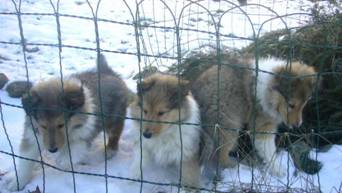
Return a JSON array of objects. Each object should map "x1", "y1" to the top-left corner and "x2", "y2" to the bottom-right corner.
[
  {"x1": 290, "y1": 120, "x2": 302, "y2": 129},
  {"x1": 48, "y1": 147, "x2": 58, "y2": 153},
  {"x1": 143, "y1": 129, "x2": 152, "y2": 139}
]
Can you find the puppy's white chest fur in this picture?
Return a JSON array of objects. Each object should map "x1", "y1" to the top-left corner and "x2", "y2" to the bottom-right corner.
[
  {"x1": 30, "y1": 112, "x2": 96, "y2": 168},
  {"x1": 133, "y1": 96, "x2": 201, "y2": 166},
  {"x1": 254, "y1": 57, "x2": 285, "y2": 122}
]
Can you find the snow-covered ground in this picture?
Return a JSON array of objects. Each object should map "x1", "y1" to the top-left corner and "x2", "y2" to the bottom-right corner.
[
  {"x1": 0, "y1": 90, "x2": 342, "y2": 193},
  {"x1": 0, "y1": 0, "x2": 341, "y2": 193}
]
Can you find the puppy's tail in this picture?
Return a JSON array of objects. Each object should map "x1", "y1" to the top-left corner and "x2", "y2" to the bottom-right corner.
[{"x1": 97, "y1": 53, "x2": 116, "y2": 75}]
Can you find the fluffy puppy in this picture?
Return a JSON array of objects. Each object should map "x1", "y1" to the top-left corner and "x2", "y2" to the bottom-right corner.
[
  {"x1": 129, "y1": 74, "x2": 201, "y2": 188},
  {"x1": 192, "y1": 59, "x2": 252, "y2": 178},
  {"x1": 4, "y1": 54, "x2": 129, "y2": 191},
  {"x1": 192, "y1": 56, "x2": 317, "y2": 177},
  {"x1": 251, "y1": 58, "x2": 317, "y2": 176}
]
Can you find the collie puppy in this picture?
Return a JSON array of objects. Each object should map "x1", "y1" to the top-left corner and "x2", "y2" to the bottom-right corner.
[
  {"x1": 129, "y1": 74, "x2": 201, "y2": 188},
  {"x1": 4, "y1": 54, "x2": 129, "y2": 191},
  {"x1": 192, "y1": 56, "x2": 317, "y2": 177}
]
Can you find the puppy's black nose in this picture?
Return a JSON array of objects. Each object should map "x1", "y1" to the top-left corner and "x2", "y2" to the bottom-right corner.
[
  {"x1": 291, "y1": 123, "x2": 301, "y2": 129},
  {"x1": 143, "y1": 131, "x2": 152, "y2": 139},
  {"x1": 48, "y1": 147, "x2": 58, "y2": 153}
]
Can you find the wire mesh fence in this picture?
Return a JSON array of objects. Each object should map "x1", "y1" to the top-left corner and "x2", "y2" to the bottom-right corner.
[{"x1": 0, "y1": 0, "x2": 341, "y2": 193}]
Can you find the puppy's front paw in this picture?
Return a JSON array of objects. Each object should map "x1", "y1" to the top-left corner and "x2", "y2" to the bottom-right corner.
[
  {"x1": 129, "y1": 162, "x2": 144, "y2": 183},
  {"x1": 266, "y1": 162, "x2": 286, "y2": 178},
  {"x1": 55, "y1": 157, "x2": 72, "y2": 170},
  {"x1": 130, "y1": 169, "x2": 142, "y2": 182},
  {"x1": 104, "y1": 149, "x2": 117, "y2": 160},
  {"x1": 2, "y1": 171, "x2": 27, "y2": 192}
]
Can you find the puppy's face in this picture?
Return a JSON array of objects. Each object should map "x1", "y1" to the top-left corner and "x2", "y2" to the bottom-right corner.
[
  {"x1": 22, "y1": 79, "x2": 85, "y2": 153},
  {"x1": 272, "y1": 90, "x2": 310, "y2": 128},
  {"x1": 131, "y1": 74, "x2": 190, "y2": 139},
  {"x1": 270, "y1": 63, "x2": 317, "y2": 128},
  {"x1": 34, "y1": 115, "x2": 67, "y2": 153}
]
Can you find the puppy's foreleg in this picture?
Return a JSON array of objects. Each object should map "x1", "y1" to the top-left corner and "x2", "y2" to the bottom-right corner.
[
  {"x1": 4, "y1": 137, "x2": 39, "y2": 191},
  {"x1": 130, "y1": 148, "x2": 150, "y2": 181},
  {"x1": 56, "y1": 140, "x2": 88, "y2": 168},
  {"x1": 107, "y1": 119, "x2": 124, "y2": 152},
  {"x1": 254, "y1": 126, "x2": 285, "y2": 177},
  {"x1": 218, "y1": 129, "x2": 239, "y2": 168},
  {"x1": 180, "y1": 159, "x2": 200, "y2": 190}
]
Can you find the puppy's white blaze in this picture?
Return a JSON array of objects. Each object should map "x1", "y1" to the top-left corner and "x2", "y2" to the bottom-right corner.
[
  {"x1": 132, "y1": 95, "x2": 201, "y2": 166},
  {"x1": 254, "y1": 57, "x2": 286, "y2": 121}
]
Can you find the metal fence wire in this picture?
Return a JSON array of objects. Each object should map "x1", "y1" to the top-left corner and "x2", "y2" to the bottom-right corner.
[{"x1": 0, "y1": 0, "x2": 341, "y2": 193}]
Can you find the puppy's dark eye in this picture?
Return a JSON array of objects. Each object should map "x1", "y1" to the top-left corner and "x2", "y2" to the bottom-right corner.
[
  {"x1": 288, "y1": 103, "x2": 295, "y2": 109},
  {"x1": 41, "y1": 125, "x2": 47, "y2": 130},
  {"x1": 57, "y1": 124, "x2": 64, "y2": 129},
  {"x1": 158, "y1": 111, "x2": 165, "y2": 116},
  {"x1": 143, "y1": 110, "x2": 148, "y2": 114}
]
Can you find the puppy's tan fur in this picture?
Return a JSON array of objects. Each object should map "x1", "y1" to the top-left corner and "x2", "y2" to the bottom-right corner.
[
  {"x1": 4, "y1": 55, "x2": 129, "y2": 191},
  {"x1": 28, "y1": 79, "x2": 95, "y2": 152},
  {"x1": 130, "y1": 74, "x2": 191, "y2": 137},
  {"x1": 192, "y1": 57, "x2": 317, "y2": 177},
  {"x1": 130, "y1": 74, "x2": 202, "y2": 188},
  {"x1": 262, "y1": 62, "x2": 316, "y2": 127}
]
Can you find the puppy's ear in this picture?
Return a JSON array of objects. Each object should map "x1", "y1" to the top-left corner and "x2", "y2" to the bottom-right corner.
[
  {"x1": 137, "y1": 79, "x2": 155, "y2": 96},
  {"x1": 272, "y1": 85, "x2": 286, "y2": 100},
  {"x1": 308, "y1": 74, "x2": 320, "y2": 91},
  {"x1": 299, "y1": 74, "x2": 320, "y2": 100},
  {"x1": 169, "y1": 79, "x2": 190, "y2": 108},
  {"x1": 21, "y1": 90, "x2": 40, "y2": 116},
  {"x1": 178, "y1": 79, "x2": 190, "y2": 96},
  {"x1": 272, "y1": 70, "x2": 290, "y2": 100},
  {"x1": 61, "y1": 86, "x2": 85, "y2": 112},
  {"x1": 273, "y1": 73, "x2": 301, "y2": 101}
]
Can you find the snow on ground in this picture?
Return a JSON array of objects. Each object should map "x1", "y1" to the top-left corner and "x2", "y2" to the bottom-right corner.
[
  {"x1": 0, "y1": 0, "x2": 341, "y2": 193},
  {"x1": 0, "y1": 90, "x2": 341, "y2": 193}
]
